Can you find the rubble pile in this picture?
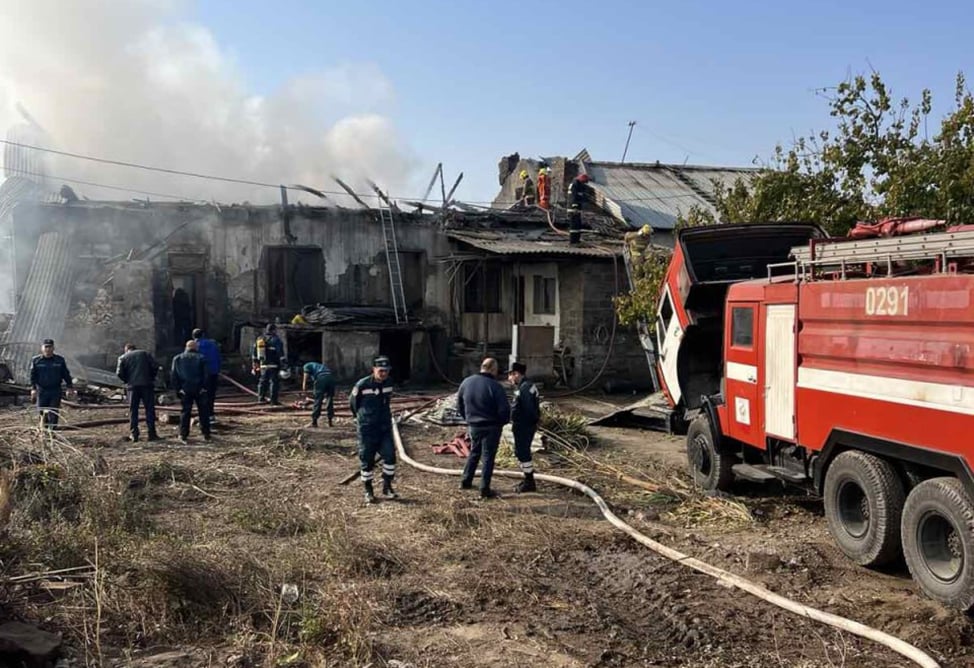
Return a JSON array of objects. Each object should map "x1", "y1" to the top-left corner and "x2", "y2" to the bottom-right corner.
[
  {"x1": 420, "y1": 394, "x2": 466, "y2": 426},
  {"x1": 70, "y1": 288, "x2": 114, "y2": 327}
]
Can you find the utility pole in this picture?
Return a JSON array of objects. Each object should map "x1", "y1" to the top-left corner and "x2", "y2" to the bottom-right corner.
[{"x1": 621, "y1": 121, "x2": 636, "y2": 163}]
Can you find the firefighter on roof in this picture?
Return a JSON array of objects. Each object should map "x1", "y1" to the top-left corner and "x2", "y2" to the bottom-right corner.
[
  {"x1": 519, "y1": 169, "x2": 536, "y2": 207},
  {"x1": 537, "y1": 164, "x2": 551, "y2": 210},
  {"x1": 349, "y1": 356, "x2": 398, "y2": 504}
]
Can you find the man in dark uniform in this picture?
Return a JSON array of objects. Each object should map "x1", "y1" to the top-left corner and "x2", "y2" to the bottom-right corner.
[
  {"x1": 303, "y1": 361, "x2": 335, "y2": 427},
  {"x1": 251, "y1": 323, "x2": 286, "y2": 405},
  {"x1": 567, "y1": 172, "x2": 591, "y2": 245},
  {"x1": 349, "y1": 356, "x2": 398, "y2": 504},
  {"x1": 457, "y1": 357, "x2": 511, "y2": 499},
  {"x1": 171, "y1": 340, "x2": 211, "y2": 444},
  {"x1": 29, "y1": 339, "x2": 73, "y2": 429},
  {"x1": 116, "y1": 343, "x2": 159, "y2": 442},
  {"x1": 508, "y1": 362, "x2": 541, "y2": 493}
]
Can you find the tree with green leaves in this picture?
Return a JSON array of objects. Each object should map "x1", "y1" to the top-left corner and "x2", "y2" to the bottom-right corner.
[{"x1": 615, "y1": 71, "x2": 974, "y2": 325}]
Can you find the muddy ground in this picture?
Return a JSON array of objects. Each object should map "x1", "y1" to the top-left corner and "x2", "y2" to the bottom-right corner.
[{"x1": 1, "y1": 390, "x2": 972, "y2": 667}]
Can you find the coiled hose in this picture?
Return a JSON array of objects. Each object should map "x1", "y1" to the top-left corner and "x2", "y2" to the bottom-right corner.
[{"x1": 391, "y1": 418, "x2": 939, "y2": 668}]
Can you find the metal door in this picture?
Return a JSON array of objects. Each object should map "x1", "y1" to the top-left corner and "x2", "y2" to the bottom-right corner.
[{"x1": 764, "y1": 304, "x2": 796, "y2": 440}]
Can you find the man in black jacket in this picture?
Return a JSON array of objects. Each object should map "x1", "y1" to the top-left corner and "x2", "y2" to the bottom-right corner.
[
  {"x1": 457, "y1": 358, "x2": 511, "y2": 499},
  {"x1": 171, "y1": 340, "x2": 211, "y2": 444},
  {"x1": 508, "y1": 362, "x2": 541, "y2": 493},
  {"x1": 116, "y1": 343, "x2": 159, "y2": 442}
]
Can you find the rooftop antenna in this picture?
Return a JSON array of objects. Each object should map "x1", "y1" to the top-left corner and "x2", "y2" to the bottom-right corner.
[{"x1": 621, "y1": 121, "x2": 636, "y2": 163}]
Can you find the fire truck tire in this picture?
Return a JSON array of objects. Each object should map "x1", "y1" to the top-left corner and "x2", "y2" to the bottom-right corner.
[
  {"x1": 686, "y1": 416, "x2": 734, "y2": 492},
  {"x1": 901, "y1": 477, "x2": 974, "y2": 611},
  {"x1": 824, "y1": 451, "x2": 905, "y2": 567}
]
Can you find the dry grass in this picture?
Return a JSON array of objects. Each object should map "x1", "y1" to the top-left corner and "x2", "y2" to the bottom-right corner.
[{"x1": 0, "y1": 417, "x2": 396, "y2": 667}]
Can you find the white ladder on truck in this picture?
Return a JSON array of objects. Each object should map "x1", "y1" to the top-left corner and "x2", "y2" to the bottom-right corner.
[
  {"x1": 378, "y1": 204, "x2": 408, "y2": 324},
  {"x1": 789, "y1": 228, "x2": 974, "y2": 279}
]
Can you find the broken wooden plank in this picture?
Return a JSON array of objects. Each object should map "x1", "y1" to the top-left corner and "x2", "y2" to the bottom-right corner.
[{"x1": 332, "y1": 177, "x2": 371, "y2": 209}]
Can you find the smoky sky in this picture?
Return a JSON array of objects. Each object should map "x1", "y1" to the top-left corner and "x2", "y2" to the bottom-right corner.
[{"x1": 0, "y1": 0, "x2": 418, "y2": 205}]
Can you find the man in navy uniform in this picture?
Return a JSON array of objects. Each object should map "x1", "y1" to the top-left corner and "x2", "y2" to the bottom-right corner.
[
  {"x1": 508, "y1": 362, "x2": 541, "y2": 493},
  {"x1": 29, "y1": 339, "x2": 73, "y2": 429},
  {"x1": 303, "y1": 361, "x2": 335, "y2": 428},
  {"x1": 349, "y1": 356, "x2": 398, "y2": 504},
  {"x1": 251, "y1": 323, "x2": 286, "y2": 405},
  {"x1": 192, "y1": 328, "x2": 221, "y2": 426}
]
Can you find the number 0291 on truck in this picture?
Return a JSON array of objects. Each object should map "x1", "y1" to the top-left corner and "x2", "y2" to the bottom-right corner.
[{"x1": 656, "y1": 222, "x2": 974, "y2": 610}]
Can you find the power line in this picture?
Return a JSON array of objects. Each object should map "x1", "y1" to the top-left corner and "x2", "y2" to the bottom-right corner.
[{"x1": 6, "y1": 168, "x2": 208, "y2": 202}]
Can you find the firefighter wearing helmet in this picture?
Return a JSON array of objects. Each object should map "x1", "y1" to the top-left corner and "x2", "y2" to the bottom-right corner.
[
  {"x1": 519, "y1": 169, "x2": 536, "y2": 207},
  {"x1": 568, "y1": 172, "x2": 592, "y2": 245}
]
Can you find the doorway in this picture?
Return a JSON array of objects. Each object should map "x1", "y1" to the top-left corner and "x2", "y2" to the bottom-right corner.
[{"x1": 379, "y1": 330, "x2": 412, "y2": 382}]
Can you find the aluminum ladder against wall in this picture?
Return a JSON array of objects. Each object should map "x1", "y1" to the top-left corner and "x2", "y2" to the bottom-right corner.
[
  {"x1": 788, "y1": 228, "x2": 974, "y2": 279},
  {"x1": 379, "y1": 204, "x2": 408, "y2": 324}
]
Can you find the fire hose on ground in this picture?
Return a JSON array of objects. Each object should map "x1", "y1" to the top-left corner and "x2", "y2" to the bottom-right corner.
[{"x1": 389, "y1": 418, "x2": 940, "y2": 668}]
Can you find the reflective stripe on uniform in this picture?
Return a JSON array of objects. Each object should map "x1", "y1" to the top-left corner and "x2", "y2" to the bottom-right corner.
[
  {"x1": 382, "y1": 464, "x2": 396, "y2": 475},
  {"x1": 520, "y1": 461, "x2": 534, "y2": 474},
  {"x1": 360, "y1": 470, "x2": 375, "y2": 481}
]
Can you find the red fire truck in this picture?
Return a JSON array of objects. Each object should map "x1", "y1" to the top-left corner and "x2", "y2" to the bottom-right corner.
[{"x1": 659, "y1": 223, "x2": 974, "y2": 610}]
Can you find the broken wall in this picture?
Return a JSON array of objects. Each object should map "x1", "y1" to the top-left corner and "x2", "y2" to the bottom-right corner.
[{"x1": 10, "y1": 203, "x2": 450, "y2": 367}]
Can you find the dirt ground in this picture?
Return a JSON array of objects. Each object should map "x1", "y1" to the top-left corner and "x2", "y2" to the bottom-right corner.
[{"x1": 1, "y1": 389, "x2": 973, "y2": 667}]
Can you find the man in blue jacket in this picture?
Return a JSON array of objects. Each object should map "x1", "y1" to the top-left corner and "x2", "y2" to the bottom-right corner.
[
  {"x1": 192, "y1": 328, "x2": 221, "y2": 426},
  {"x1": 457, "y1": 357, "x2": 510, "y2": 499},
  {"x1": 29, "y1": 338, "x2": 73, "y2": 429},
  {"x1": 349, "y1": 356, "x2": 397, "y2": 504},
  {"x1": 171, "y1": 340, "x2": 211, "y2": 444}
]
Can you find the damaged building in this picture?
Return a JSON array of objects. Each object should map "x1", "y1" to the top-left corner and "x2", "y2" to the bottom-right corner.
[
  {"x1": 493, "y1": 149, "x2": 756, "y2": 248},
  {"x1": 0, "y1": 191, "x2": 646, "y2": 390}
]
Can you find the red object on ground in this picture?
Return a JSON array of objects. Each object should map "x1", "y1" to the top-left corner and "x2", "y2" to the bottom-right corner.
[{"x1": 432, "y1": 431, "x2": 471, "y2": 458}]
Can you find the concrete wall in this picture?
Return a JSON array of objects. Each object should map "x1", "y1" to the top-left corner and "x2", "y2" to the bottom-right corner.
[{"x1": 10, "y1": 203, "x2": 450, "y2": 358}]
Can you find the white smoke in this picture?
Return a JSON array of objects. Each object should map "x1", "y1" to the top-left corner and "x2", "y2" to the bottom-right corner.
[{"x1": 0, "y1": 0, "x2": 418, "y2": 204}]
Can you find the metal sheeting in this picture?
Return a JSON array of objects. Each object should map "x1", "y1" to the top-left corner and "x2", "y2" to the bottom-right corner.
[
  {"x1": 585, "y1": 162, "x2": 754, "y2": 231},
  {"x1": 4, "y1": 232, "x2": 75, "y2": 382},
  {"x1": 447, "y1": 231, "x2": 621, "y2": 258}
]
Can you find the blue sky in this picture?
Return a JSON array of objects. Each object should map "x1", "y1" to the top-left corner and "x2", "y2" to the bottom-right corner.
[{"x1": 5, "y1": 0, "x2": 972, "y2": 206}]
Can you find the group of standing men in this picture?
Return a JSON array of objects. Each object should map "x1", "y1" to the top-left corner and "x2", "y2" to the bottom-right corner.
[
  {"x1": 27, "y1": 334, "x2": 542, "y2": 507},
  {"x1": 456, "y1": 358, "x2": 540, "y2": 499}
]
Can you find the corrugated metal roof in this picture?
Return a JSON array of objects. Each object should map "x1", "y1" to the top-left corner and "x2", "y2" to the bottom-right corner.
[
  {"x1": 584, "y1": 162, "x2": 754, "y2": 230},
  {"x1": 5, "y1": 232, "x2": 75, "y2": 382},
  {"x1": 447, "y1": 231, "x2": 621, "y2": 258}
]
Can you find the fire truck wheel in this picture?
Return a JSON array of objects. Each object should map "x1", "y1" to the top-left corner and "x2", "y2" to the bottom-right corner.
[
  {"x1": 686, "y1": 417, "x2": 734, "y2": 492},
  {"x1": 902, "y1": 477, "x2": 974, "y2": 611},
  {"x1": 824, "y1": 451, "x2": 905, "y2": 567}
]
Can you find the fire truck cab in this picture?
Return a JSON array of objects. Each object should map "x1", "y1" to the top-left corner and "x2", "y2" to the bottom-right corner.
[{"x1": 678, "y1": 224, "x2": 974, "y2": 610}]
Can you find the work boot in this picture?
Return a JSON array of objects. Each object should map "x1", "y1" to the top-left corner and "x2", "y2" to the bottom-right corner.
[
  {"x1": 364, "y1": 480, "x2": 376, "y2": 505},
  {"x1": 327, "y1": 417, "x2": 333, "y2": 427},
  {"x1": 480, "y1": 488, "x2": 500, "y2": 500},
  {"x1": 203, "y1": 434, "x2": 212, "y2": 442},
  {"x1": 128, "y1": 433, "x2": 139, "y2": 443},
  {"x1": 460, "y1": 479, "x2": 473, "y2": 490},
  {"x1": 179, "y1": 435, "x2": 188, "y2": 445},
  {"x1": 515, "y1": 473, "x2": 537, "y2": 493},
  {"x1": 381, "y1": 475, "x2": 399, "y2": 500},
  {"x1": 147, "y1": 432, "x2": 160, "y2": 442},
  {"x1": 309, "y1": 419, "x2": 318, "y2": 428}
]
